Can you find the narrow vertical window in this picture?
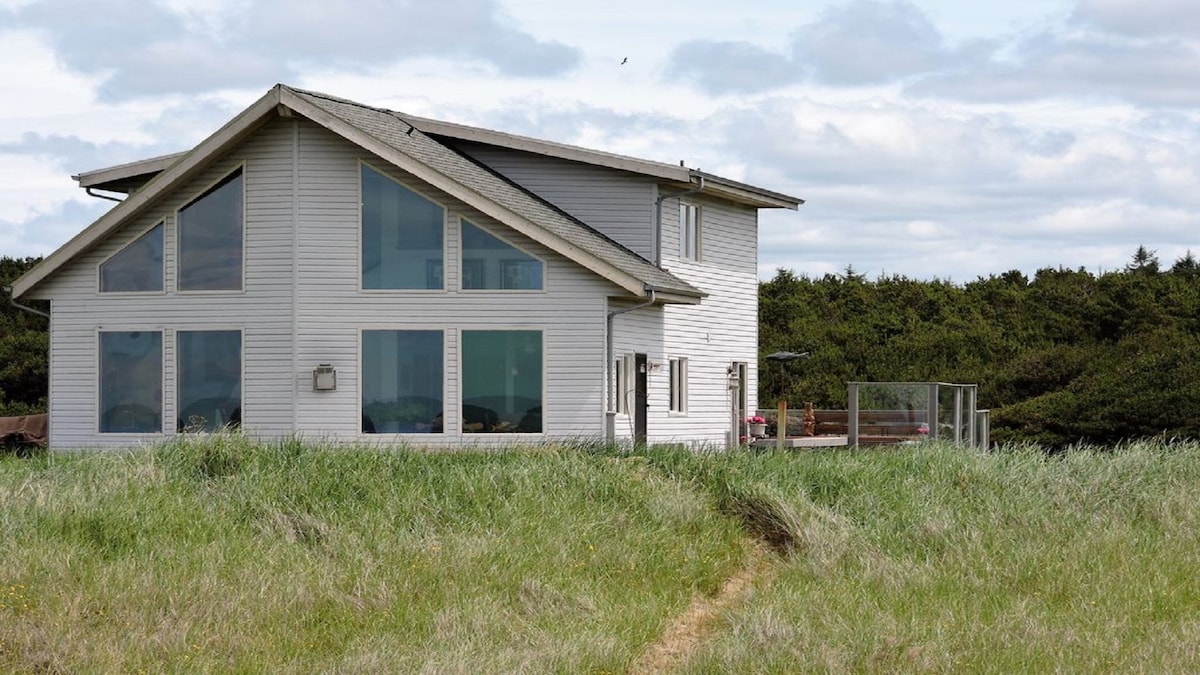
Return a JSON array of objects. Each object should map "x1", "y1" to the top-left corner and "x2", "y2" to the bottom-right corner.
[
  {"x1": 361, "y1": 164, "x2": 445, "y2": 289},
  {"x1": 178, "y1": 168, "x2": 243, "y2": 291},
  {"x1": 669, "y1": 357, "x2": 688, "y2": 413},
  {"x1": 614, "y1": 357, "x2": 626, "y2": 413},
  {"x1": 361, "y1": 330, "x2": 444, "y2": 433},
  {"x1": 679, "y1": 202, "x2": 700, "y2": 261},
  {"x1": 100, "y1": 223, "x2": 164, "y2": 292},
  {"x1": 462, "y1": 330, "x2": 542, "y2": 433},
  {"x1": 177, "y1": 330, "x2": 242, "y2": 432},
  {"x1": 615, "y1": 354, "x2": 633, "y2": 413},
  {"x1": 99, "y1": 331, "x2": 162, "y2": 433}
]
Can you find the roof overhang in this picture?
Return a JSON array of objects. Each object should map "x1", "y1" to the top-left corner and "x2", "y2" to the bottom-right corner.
[
  {"x1": 74, "y1": 152, "x2": 187, "y2": 194},
  {"x1": 410, "y1": 116, "x2": 803, "y2": 210}
]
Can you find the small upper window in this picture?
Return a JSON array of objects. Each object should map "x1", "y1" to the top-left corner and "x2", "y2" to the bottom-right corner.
[
  {"x1": 361, "y1": 164, "x2": 445, "y2": 290},
  {"x1": 461, "y1": 220, "x2": 543, "y2": 290},
  {"x1": 178, "y1": 168, "x2": 244, "y2": 291},
  {"x1": 679, "y1": 202, "x2": 700, "y2": 261},
  {"x1": 100, "y1": 222, "x2": 163, "y2": 292}
]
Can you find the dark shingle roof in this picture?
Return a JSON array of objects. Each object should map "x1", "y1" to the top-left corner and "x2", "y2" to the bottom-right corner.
[{"x1": 287, "y1": 86, "x2": 703, "y2": 299}]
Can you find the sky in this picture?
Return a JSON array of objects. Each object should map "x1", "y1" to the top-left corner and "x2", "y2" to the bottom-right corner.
[{"x1": 1, "y1": 0, "x2": 1198, "y2": 282}]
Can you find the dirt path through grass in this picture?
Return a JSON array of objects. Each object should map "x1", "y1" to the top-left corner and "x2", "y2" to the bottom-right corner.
[{"x1": 629, "y1": 541, "x2": 776, "y2": 673}]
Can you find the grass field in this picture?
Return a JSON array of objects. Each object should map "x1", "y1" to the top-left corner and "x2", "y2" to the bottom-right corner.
[{"x1": 2, "y1": 437, "x2": 1199, "y2": 672}]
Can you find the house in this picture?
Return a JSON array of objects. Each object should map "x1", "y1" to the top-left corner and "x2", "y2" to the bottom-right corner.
[{"x1": 10, "y1": 85, "x2": 802, "y2": 450}]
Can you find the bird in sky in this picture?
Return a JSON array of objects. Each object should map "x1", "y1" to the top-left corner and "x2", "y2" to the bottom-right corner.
[{"x1": 621, "y1": 57, "x2": 627, "y2": 65}]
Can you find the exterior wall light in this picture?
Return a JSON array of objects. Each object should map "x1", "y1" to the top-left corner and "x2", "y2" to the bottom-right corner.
[{"x1": 312, "y1": 364, "x2": 337, "y2": 391}]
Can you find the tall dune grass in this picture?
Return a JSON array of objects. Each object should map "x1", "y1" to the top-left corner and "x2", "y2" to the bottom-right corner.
[
  {"x1": 649, "y1": 441, "x2": 1200, "y2": 673},
  {"x1": 3, "y1": 437, "x2": 1200, "y2": 672},
  {"x1": 0, "y1": 436, "x2": 747, "y2": 672}
]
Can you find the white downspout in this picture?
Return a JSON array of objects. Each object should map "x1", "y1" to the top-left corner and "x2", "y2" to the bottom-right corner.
[{"x1": 3, "y1": 285, "x2": 50, "y2": 319}]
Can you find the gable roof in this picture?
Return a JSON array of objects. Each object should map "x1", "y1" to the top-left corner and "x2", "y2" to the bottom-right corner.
[
  {"x1": 16, "y1": 84, "x2": 723, "y2": 301},
  {"x1": 75, "y1": 103, "x2": 805, "y2": 212}
]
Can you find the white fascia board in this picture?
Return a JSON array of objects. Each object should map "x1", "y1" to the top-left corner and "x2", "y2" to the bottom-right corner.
[
  {"x1": 702, "y1": 179, "x2": 804, "y2": 210},
  {"x1": 281, "y1": 89, "x2": 654, "y2": 299},
  {"x1": 12, "y1": 87, "x2": 285, "y2": 298},
  {"x1": 73, "y1": 152, "x2": 188, "y2": 189}
]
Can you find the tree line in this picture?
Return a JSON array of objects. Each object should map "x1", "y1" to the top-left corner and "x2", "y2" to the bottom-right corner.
[
  {"x1": 5, "y1": 249, "x2": 1200, "y2": 446},
  {"x1": 760, "y1": 247, "x2": 1200, "y2": 446},
  {"x1": 0, "y1": 256, "x2": 48, "y2": 417}
]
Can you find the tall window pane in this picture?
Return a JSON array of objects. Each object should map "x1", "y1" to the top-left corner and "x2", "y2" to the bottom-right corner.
[
  {"x1": 461, "y1": 220, "x2": 542, "y2": 290},
  {"x1": 100, "y1": 223, "x2": 163, "y2": 292},
  {"x1": 361, "y1": 330, "x2": 443, "y2": 433},
  {"x1": 99, "y1": 331, "x2": 162, "y2": 433},
  {"x1": 361, "y1": 165, "x2": 444, "y2": 289},
  {"x1": 178, "y1": 330, "x2": 241, "y2": 432},
  {"x1": 179, "y1": 169, "x2": 243, "y2": 291},
  {"x1": 679, "y1": 202, "x2": 700, "y2": 261},
  {"x1": 462, "y1": 330, "x2": 542, "y2": 433}
]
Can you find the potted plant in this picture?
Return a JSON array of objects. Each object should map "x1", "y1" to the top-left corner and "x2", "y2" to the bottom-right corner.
[{"x1": 747, "y1": 415, "x2": 767, "y2": 437}]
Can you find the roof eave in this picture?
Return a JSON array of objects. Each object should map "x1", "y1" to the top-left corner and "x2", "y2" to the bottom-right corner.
[
  {"x1": 694, "y1": 172, "x2": 804, "y2": 210},
  {"x1": 73, "y1": 151, "x2": 188, "y2": 192},
  {"x1": 408, "y1": 115, "x2": 691, "y2": 182}
]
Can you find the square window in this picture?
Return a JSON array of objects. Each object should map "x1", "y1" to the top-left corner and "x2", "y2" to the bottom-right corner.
[
  {"x1": 362, "y1": 330, "x2": 444, "y2": 433},
  {"x1": 462, "y1": 330, "x2": 542, "y2": 433}
]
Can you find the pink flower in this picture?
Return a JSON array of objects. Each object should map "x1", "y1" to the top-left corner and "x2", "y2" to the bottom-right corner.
[
  {"x1": 747, "y1": 416, "x2": 766, "y2": 424},
  {"x1": 917, "y1": 423, "x2": 930, "y2": 435}
]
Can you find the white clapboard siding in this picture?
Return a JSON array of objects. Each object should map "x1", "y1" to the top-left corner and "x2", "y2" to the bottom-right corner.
[
  {"x1": 448, "y1": 141, "x2": 658, "y2": 261},
  {"x1": 32, "y1": 114, "x2": 763, "y2": 450},
  {"x1": 289, "y1": 119, "x2": 614, "y2": 444},
  {"x1": 34, "y1": 119, "x2": 299, "y2": 448},
  {"x1": 609, "y1": 191, "x2": 760, "y2": 447}
]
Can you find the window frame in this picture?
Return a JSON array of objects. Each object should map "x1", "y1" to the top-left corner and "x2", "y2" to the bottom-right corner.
[
  {"x1": 97, "y1": 221, "x2": 166, "y2": 295},
  {"x1": 669, "y1": 357, "x2": 689, "y2": 414},
  {"x1": 175, "y1": 164, "x2": 246, "y2": 294},
  {"x1": 679, "y1": 201, "x2": 701, "y2": 262},
  {"x1": 358, "y1": 160, "x2": 448, "y2": 293},
  {"x1": 358, "y1": 328, "x2": 447, "y2": 435},
  {"x1": 175, "y1": 328, "x2": 244, "y2": 433},
  {"x1": 459, "y1": 218, "x2": 546, "y2": 292},
  {"x1": 96, "y1": 329, "x2": 164, "y2": 434},
  {"x1": 459, "y1": 328, "x2": 545, "y2": 434}
]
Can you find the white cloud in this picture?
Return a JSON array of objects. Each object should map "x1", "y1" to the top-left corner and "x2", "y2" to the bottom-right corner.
[
  {"x1": 7, "y1": 0, "x2": 580, "y2": 102},
  {"x1": 1071, "y1": 0, "x2": 1200, "y2": 37},
  {"x1": 1, "y1": 0, "x2": 1197, "y2": 286}
]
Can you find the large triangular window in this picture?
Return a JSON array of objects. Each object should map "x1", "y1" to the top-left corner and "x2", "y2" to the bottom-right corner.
[
  {"x1": 99, "y1": 222, "x2": 164, "y2": 293},
  {"x1": 461, "y1": 220, "x2": 543, "y2": 290}
]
